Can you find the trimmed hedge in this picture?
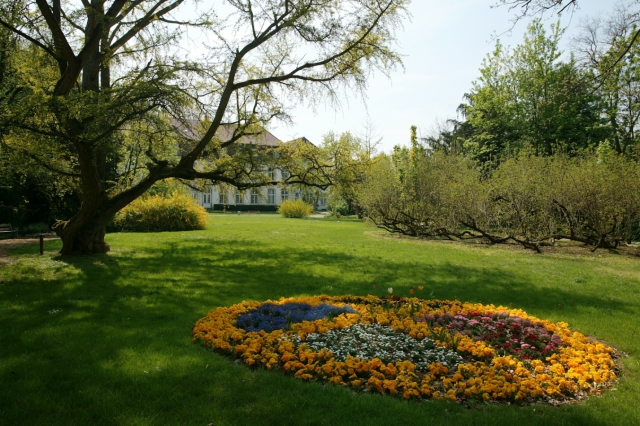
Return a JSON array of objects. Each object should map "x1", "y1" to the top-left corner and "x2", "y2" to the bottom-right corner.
[
  {"x1": 113, "y1": 192, "x2": 208, "y2": 232},
  {"x1": 212, "y1": 204, "x2": 278, "y2": 212}
]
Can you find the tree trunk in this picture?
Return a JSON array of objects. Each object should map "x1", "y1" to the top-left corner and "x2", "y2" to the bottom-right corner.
[
  {"x1": 55, "y1": 216, "x2": 110, "y2": 255},
  {"x1": 50, "y1": 3, "x2": 114, "y2": 256},
  {"x1": 53, "y1": 163, "x2": 167, "y2": 255}
]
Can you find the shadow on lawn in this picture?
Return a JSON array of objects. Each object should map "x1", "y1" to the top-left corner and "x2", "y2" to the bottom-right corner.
[
  {"x1": 95, "y1": 237, "x2": 632, "y2": 314},
  {"x1": 0, "y1": 237, "x2": 630, "y2": 426}
]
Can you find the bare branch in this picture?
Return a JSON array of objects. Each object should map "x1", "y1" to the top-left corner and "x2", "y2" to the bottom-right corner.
[{"x1": 110, "y1": 0, "x2": 184, "y2": 52}]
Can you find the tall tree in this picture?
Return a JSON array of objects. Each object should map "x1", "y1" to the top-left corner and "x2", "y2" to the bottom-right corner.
[
  {"x1": 461, "y1": 20, "x2": 601, "y2": 165},
  {"x1": 0, "y1": 0, "x2": 408, "y2": 254},
  {"x1": 575, "y1": 2, "x2": 640, "y2": 155},
  {"x1": 500, "y1": 0, "x2": 640, "y2": 89}
]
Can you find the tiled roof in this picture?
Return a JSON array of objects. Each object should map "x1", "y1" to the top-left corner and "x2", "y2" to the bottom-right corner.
[
  {"x1": 285, "y1": 136, "x2": 316, "y2": 147},
  {"x1": 216, "y1": 125, "x2": 281, "y2": 147},
  {"x1": 172, "y1": 119, "x2": 282, "y2": 147}
]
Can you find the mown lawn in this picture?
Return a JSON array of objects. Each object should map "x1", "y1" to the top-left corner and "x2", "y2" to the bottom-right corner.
[{"x1": 0, "y1": 214, "x2": 639, "y2": 426}]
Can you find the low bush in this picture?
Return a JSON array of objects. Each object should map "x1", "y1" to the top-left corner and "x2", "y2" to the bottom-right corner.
[
  {"x1": 278, "y1": 199, "x2": 313, "y2": 218},
  {"x1": 113, "y1": 191, "x2": 208, "y2": 232},
  {"x1": 20, "y1": 222, "x2": 50, "y2": 235},
  {"x1": 358, "y1": 149, "x2": 640, "y2": 252}
]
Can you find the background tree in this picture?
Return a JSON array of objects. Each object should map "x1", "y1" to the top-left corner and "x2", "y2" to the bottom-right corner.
[
  {"x1": 0, "y1": 0, "x2": 408, "y2": 254},
  {"x1": 501, "y1": 0, "x2": 640, "y2": 99},
  {"x1": 421, "y1": 116, "x2": 474, "y2": 156},
  {"x1": 499, "y1": 0, "x2": 578, "y2": 17},
  {"x1": 454, "y1": 20, "x2": 602, "y2": 166},
  {"x1": 320, "y1": 131, "x2": 371, "y2": 217},
  {"x1": 0, "y1": 11, "x2": 80, "y2": 229},
  {"x1": 575, "y1": 2, "x2": 640, "y2": 155},
  {"x1": 459, "y1": 40, "x2": 517, "y2": 167}
]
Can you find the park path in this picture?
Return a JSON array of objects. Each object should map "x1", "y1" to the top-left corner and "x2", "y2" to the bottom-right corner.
[
  {"x1": 310, "y1": 212, "x2": 329, "y2": 218},
  {"x1": 0, "y1": 238, "x2": 58, "y2": 265}
]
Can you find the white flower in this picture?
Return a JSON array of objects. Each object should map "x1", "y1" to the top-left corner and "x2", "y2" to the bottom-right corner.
[{"x1": 387, "y1": 287, "x2": 393, "y2": 294}]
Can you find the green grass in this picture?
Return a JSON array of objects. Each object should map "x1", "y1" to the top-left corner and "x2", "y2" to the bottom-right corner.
[{"x1": 0, "y1": 214, "x2": 639, "y2": 426}]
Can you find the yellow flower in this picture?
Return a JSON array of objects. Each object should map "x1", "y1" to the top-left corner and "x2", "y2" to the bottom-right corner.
[{"x1": 193, "y1": 295, "x2": 618, "y2": 404}]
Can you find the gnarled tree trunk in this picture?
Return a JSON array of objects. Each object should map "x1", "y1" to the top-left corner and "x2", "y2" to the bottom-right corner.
[
  {"x1": 53, "y1": 159, "x2": 171, "y2": 255},
  {"x1": 54, "y1": 215, "x2": 110, "y2": 255}
]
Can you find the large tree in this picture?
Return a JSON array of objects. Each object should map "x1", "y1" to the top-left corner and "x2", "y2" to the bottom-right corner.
[
  {"x1": 575, "y1": 2, "x2": 640, "y2": 155},
  {"x1": 0, "y1": 0, "x2": 408, "y2": 254},
  {"x1": 459, "y1": 20, "x2": 602, "y2": 165}
]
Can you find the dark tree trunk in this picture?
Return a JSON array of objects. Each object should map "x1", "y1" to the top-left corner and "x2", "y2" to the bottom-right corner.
[
  {"x1": 54, "y1": 215, "x2": 110, "y2": 255},
  {"x1": 53, "y1": 161, "x2": 169, "y2": 254},
  {"x1": 52, "y1": 2, "x2": 114, "y2": 256}
]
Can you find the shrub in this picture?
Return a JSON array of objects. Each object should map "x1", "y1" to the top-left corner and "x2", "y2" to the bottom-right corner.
[
  {"x1": 357, "y1": 149, "x2": 640, "y2": 252},
  {"x1": 21, "y1": 222, "x2": 50, "y2": 235},
  {"x1": 278, "y1": 199, "x2": 313, "y2": 218},
  {"x1": 113, "y1": 191, "x2": 208, "y2": 232}
]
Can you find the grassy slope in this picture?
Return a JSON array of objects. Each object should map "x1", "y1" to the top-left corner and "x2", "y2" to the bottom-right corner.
[{"x1": 0, "y1": 214, "x2": 638, "y2": 426}]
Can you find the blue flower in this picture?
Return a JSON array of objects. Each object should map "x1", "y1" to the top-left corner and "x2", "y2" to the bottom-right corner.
[{"x1": 236, "y1": 302, "x2": 356, "y2": 332}]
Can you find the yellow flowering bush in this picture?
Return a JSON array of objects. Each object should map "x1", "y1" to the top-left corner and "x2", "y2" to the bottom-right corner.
[
  {"x1": 278, "y1": 199, "x2": 313, "y2": 218},
  {"x1": 193, "y1": 296, "x2": 618, "y2": 404},
  {"x1": 113, "y1": 191, "x2": 208, "y2": 232}
]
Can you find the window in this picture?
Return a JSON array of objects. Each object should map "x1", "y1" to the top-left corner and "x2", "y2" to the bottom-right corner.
[
  {"x1": 281, "y1": 189, "x2": 288, "y2": 202},
  {"x1": 219, "y1": 192, "x2": 225, "y2": 204},
  {"x1": 235, "y1": 191, "x2": 243, "y2": 204},
  {"x1": 268, "y1": 188, "x2": 275, "y2": 204},
  {"x1": 319, "y1": 197, "x2": 326, "y2": 206},
  {"x1": 251, "y1": 189, "x2": 259, "y2": 204},
  {"x1": 294, "y1": 192, "x2": 300, "y2": 200},
  {"x1": 268, "y1": 168, "x2": 275, "y2": 180},
  {"x1": 203, "y1": 193, "x2": 211, "y2": 204},
  {"x1": 281, "y1": 169, "x2": 290, "y2": 179}
]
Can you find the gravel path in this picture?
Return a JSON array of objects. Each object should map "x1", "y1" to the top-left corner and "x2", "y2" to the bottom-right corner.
[{"x1": 310, "y1": 212, "x2": 329, "y2": 218}]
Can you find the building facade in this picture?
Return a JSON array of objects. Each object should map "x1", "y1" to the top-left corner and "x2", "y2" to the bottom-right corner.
[{"x1": 188, "y1": 129, "x2": 327, "y2": 211}]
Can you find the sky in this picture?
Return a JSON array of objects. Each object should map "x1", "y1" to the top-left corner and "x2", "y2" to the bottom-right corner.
[{"x1": 268, "y1": 0, "x2": 613, "y2": 153}]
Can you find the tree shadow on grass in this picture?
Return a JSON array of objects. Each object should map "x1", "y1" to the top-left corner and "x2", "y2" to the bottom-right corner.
[{"x1": 0, "y1": 238, "x2": 633, "y2": 426}]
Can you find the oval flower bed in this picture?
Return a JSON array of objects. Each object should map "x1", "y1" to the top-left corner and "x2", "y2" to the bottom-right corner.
[{"x1": 192, "y1": 295, "x2": 618, "y2": 404}]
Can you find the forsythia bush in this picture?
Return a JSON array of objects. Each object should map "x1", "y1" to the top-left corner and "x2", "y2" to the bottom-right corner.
[
  {"x1": 278, "y1": 199, "x2": 313, "y2": 218},
  {"x1": 113, "y1": 191, "x2": 208, "y2": 232}
]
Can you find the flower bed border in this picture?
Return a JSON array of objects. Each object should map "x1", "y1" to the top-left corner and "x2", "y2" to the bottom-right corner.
[{"x1": 192, "y1": 295, "x2": 618, "y2": 404}]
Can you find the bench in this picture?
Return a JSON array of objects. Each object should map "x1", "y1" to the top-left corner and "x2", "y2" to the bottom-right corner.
[
  {"x1": 247, "y1": 210, "x2": 261, "y2": 215},
  {"x1": 0, "y1": 223, "x2": 18, "y2": 239}
]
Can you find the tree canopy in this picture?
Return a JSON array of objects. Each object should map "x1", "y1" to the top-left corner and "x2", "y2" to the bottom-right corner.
[
  {"x1": 0, "y1": 0, "x2": 408, "y2": 254},
  {"x1": 426, "y1": 10, "x2": 640, "y2": 165},
  {"x1": 461, "y1": 20, "x2": 602, "y2": 163}
]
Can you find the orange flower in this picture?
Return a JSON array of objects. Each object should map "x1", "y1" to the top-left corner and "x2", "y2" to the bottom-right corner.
[{"x1": 193, "y1": 295, "x2": 618, "y2": 405}]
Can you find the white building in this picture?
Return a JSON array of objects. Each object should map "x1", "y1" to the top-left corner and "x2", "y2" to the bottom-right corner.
[{"x1": 187, "y1": 128, "x2": 327, "y2": 211}]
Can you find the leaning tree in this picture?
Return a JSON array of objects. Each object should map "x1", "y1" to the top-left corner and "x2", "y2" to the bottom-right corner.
[{"x1": 0, "y1": 0, "x2": 408, "y2": 254}]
